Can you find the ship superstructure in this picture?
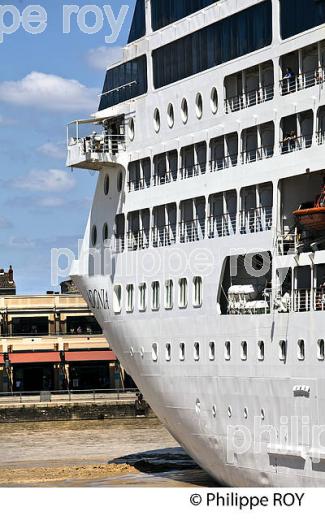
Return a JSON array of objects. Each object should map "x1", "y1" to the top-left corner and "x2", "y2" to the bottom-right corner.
[{"x1": 67, "y1": 0, "x2": 325, "y2": 486}]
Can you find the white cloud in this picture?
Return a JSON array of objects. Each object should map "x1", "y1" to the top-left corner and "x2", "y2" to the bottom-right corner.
[
  {"x1": 0, "y1": 72, "x2": 97, "y2": 113},
  {"x1": 0, "y1": 216, "x2": 12, "y2": 229},
  {"x1": 38, "y1": 142, "x2": 66, "y2": 160},
  {"x1": 86, "y1": 46, "x2": 123, "y2": 71},
  {"x1": 12, "y1": 169, "x2": 76, "y2": 193}
]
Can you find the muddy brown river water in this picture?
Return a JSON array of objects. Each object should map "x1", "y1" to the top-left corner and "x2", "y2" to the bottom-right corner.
[{"x1": 0, "y1": 418, "x2": 216, "y2": 487}]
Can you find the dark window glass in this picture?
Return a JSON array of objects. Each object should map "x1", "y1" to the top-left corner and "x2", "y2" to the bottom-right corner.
[
  {"x1": 152, "y1": 1, "x2": 272, "y2": 89},
  {"x1": 99, "y1": 55, "x2": 148, "y2": 110},
  {"x1": 128, "y1": 0, "x2": 146, "y2": 43},
  {"x1": 151, "y1": 0, "x2": 218, "y2": 31},
  {"x1": 280, "y1": 0, "x2": 325, "y2": 39}
]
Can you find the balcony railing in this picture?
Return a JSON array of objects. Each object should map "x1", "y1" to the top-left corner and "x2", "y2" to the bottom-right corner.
[
  {"x1": 241, "y1": 145, "x2": 274, "y2": 164},
  {"x1": 128, "y1": 178, "x2": 146, "y2": 193},
  {"x1": 127, "y1": 230, "x2": 149, "y2": 251},
  {"x1": 280, "y1": 134, "x2": 313, "y2": 154},
  {"x1": 225, "y1": 84, "x2": 274, "y2": 114},
  {"x1": 153, "y1": 170, "x2": 177, "y2": 186},
  {"x1": 112, "y1": 235, "x2": 125, "y2": 253},
  {"x1": 239, "y1": 207, "x2": 273, "y2": 235},
  {"x1": 209, "y1": 154, "x2": 238, "y2": 172},
  {"x1": 277, "y1": 233, "x2": 298, "y2": 256},
  {"x1": 293, "y1": 289, "x2": 311, "y2": 313},
  {"x1": 207, "y1": 213, "x2": 237, "y2": 238},
  {"x1": 317, "y1": 131, "x2": 325, "y2": 146},
  {"x1": 179, "y1": 219, "x2": 206, "y2": 243},
  {"x1": 280, "y1": 67, "x2": 325, "y2": 96},
  {"x1": 152, "y1": 224, "x2": 177, "y2": 248},
  {"x1": 180, "y1": 163, "x2": 207, "y2": 180}
]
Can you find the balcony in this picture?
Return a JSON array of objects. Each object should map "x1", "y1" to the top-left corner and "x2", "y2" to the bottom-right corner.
[
  {"x1": 127, "y1": 230, "x2": 149, "y2": 251},
  {"x1": 179, "y1": 219, "x2": 205, "y2": 243},
  {"x1": 207, "y1": 213, "x2": 237, "y2": 238},
  {"x1": 239, "y1": 207, "x2": 273, "y2": 235},
  {"x1": 152, "y1": 225, "x2": 177, "y2": 248},
  {"x1": 66, "y1": 118, "x2": 126, "y2": 170},
  {"x1": 280, "y1": 67, "x2": 325, "y2": 96},
  {"x1": 225, "y1": 84, "x2": 274, "y2": 114},
  {"x1": 280, "y1": 134, "x2": 313, "y2": 154}
]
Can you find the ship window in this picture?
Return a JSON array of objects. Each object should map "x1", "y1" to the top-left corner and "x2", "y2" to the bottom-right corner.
[
  {"x1": 151, "y1": 281, "x2": 160, "y2": 311},
  {"x1": 128, "y1": 118, "x2": 135, "y2": 141},
  {"x1": 279, "y1": 340, "x2": 287, "y2": 361},
  {"x1": 139, "y1": 283, "x2": 147, "y2": 311},
  {"x1": 154, "y1": 108, "x2": 161, "y2": 133},
  {"x1": 180, "y1": 342, "x2": 185, "y2": 361},
  {"x1": 210, "y1": 87, "x2": 218, "y2": 114},
  {"x1": 167, "y1": 103, "x2": 174, "y2": 128},
  {"x1": 165, "y1": 280, "x2": 174, "y2": 309},
  {"x1": 91, "y1": 225, "x2": 97, "y2": 247},
  {"x1": 298, "y1": 339, "x2": 305, "y2": 361},
  {"x1": 318, "y1": 339, "x2": 325, "y2": 361},
  {"x1": 102, "y1": 223, "x2": 109, "y2": 243},
  {"x1": 280, "y1": 0, "x2": 325, "y2": 39},
  {"x1": 166, "y1": 343, "x2": 171, "y2": 362},
  {"x1": 113, "y1": 285, "x2": 122, "y2": 314},
  {"x1": 126, "y1": 284, "x2": 134, "y2": 313},
  {"x1": 151, "y1": 0, "x2": 218, "y2": 31},
  {"x1": 99, "y1": 55, "x2": 147, "y2": 111},
  {"x1": 195, "y1": 93, "x2": 203, "y2": 119},
  {"x1": 181, "y1": 98, "x2": 188, "y2": 124},
  {"x1": 117, "y1": 171, "x2": 123, "y2": 192},
  {"x1": 225, "y1": 341, "x2": 231, "y2": 361},
  {"x1": 152, "y1": 1, "x2": 272, "y2": 89},
  {"x1": 152, "y1": 343, "x2": 158, "y2": 362},
  {"x1": 179, "y1": 278, "x2": 188, "y2": 308},
  {"x1": 194, "y1": 342, "x2": 200, "y2": 361},
  {"x1": 128, "y1": 0, "x2": 146, "y2": 43},
  {"x1": 244, "y1": 407, "x2": 248, "y2": 419},
  {"x1": 258, "y1": 341, "x2": 265, "y2": 361},
  {"x1": 193, "y1": 276, "x2": 203, "y2": 307},
  {"x1": 104, "y1": 174, "x2": 110, "y2": 195},
  {"x1": 241, "y1": 341, "x2": 248, "y2": 361},
  {"x1": 209, "y1": 341, "x2": 215, "y2": 361},
  {"x1": 212, "y1": 405, "x2": 217, "y2": 418}
]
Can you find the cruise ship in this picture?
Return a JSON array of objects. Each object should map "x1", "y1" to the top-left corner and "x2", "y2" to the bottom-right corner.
[{"x1": 67, "y1": 0, "x2": 325, "y2": 486}]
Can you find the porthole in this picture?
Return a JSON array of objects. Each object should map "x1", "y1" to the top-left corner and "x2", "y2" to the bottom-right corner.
[
  {"x1": 140, "y1": 347, "x2": 144, "y2": 359},
  {"x1": 91, "y1": 225, "x2": 97, "y2": 247},
  {"x1": 152, "y1": 343, "x2": 158, "y2": 362},
  {"x1": 153, "y1": 108, "x2": 160, "y2": 133},
  {"x1": 167, "y1": 103, "x2": 174, "y2": 128},
  {"x1": 241, "y1": 341, "x2": 248, "y2": 361},
  {"x1": 166, "y1": 343, "x2": 171, "y2": 362},
  {"x1": 258, "y1": 340, "x2": 265, "y2": 361},
  {"x1": 261, "y1": 409, "x2": 265, "y2": 421},
  {"x1": 279, "y1": 340, "x2": 287, "y2": 361},
  {"x1": 225, "y1": 341, "x2": 231, "y2": 361},
  {"x1": 210, "y1": 87, "x2": 218, "y2": 114},
  {"x1": 195, "y1": 93, "x2": 203, "y2": 119},
  {"x1": 102, "y1": 223, "x2": 109, "y2": 242},
  {"x1": 181, "y1": 98, "x2": 188, "y2": 124},
  {"x1": 195, "y1": 399, "x2": 201, "y2": 415},
  {"x1": 180, "y1": 342, "x2": 185, "y2": 361},
  {"x1": 194, "y1": 342, "x2": 200, "y2": 362},
  {"x1": 318, "y1": 339, "x2": 325, "y2": 361},
  {"x1": 128, "y1": 118, "x2": 135, "y2": 141},
  {"x1": 117, "y1": 171, "x2": 123, "y2": 192},
  {"x1": 244, "y1": 407, "x2": 248, "y2": 419},
  {"x1": 104, "y1": 174, "x2": 110, "y2": 195},
  {"x1": 209, "y1": 341, "x2": 215, "y2": 361},
  {"x1": 298, "y1": 339, "x2": 305, "y2": 361},
  {"x1": 227, "y1": 406, "x2": 232, "y2": 418},
  {"x1": 212, "y1": 405, "x2": 217, "y2": 418}
]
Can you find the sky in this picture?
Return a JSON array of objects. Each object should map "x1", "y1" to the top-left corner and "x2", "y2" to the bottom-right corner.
[{"x1": 0, "y1": 0, "x2": 136, "y2": 294}]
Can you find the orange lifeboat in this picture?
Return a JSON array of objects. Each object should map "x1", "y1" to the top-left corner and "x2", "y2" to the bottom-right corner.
[{"x1": 293, "y1": 183, "x2": 325, "y2": 232}]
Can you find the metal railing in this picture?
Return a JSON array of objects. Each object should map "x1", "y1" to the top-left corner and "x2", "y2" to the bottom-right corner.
[
  {"x1": 293, "y1": 289, "x2": 311, "y2": 312},
  {"x1": 112, "y1": 235, "x2": 125, "y2": 253},
  {"x1": 179, "y1": 219, "x2": 206, "y2": 243},
  {"x1": 207, "y1": 213, "x2": 237, "y2": 238},
  {"x1": 314, "y1": 289, "x2": 325, "y2": 311},
  {"x1": 0, "y1": 388, "x2": 138, "y2": 405},
  {"x1": 239, "y1": 207, "x2": 273, "y2": 235},
  {"x1": 209, "y1": 154, "x2": 238, "y2": 172},
  {"x1": 180, "y1": 163, "x2": 207, "y2": 180},
  {"x1": 241, "y1": 145, "x2": 274, "y2": 164},
  {"x1": 128, "y1": 178, "x2": 146, "y2": 192},
  {"x1": 152, "y1": 224, "x2": 177, "y2": 248},
  {"x1": 153, "y1": 170, "x2": 177, "y2": 186},
  {"x1": 317, "y1": 131, "x2": 325, "y2": 146},
  {"x1": 127, "y1": 230, "x2": 150, "y2": 251},
  {"x1": 225, "y1": 84, "x2": 274, "y2": 114},
  {"x1": 277, "y1": 233, "x2": 298, "y2": 255},
  {"x1": 280, "y1": 67, "x2": 325, "y2": 96},
  {"x1": 280, "y1": 133, "x2": 313, "y2": 154}
]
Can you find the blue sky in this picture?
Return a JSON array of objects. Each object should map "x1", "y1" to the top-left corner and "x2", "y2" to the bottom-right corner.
[{"x1": 0, "y1": 0, "x2": 136, "y2": 294}]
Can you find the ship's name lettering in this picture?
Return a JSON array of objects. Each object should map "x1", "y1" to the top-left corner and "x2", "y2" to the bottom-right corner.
[{"x1": 87, "y1": 289, "x2": 109, "y2": 310}]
